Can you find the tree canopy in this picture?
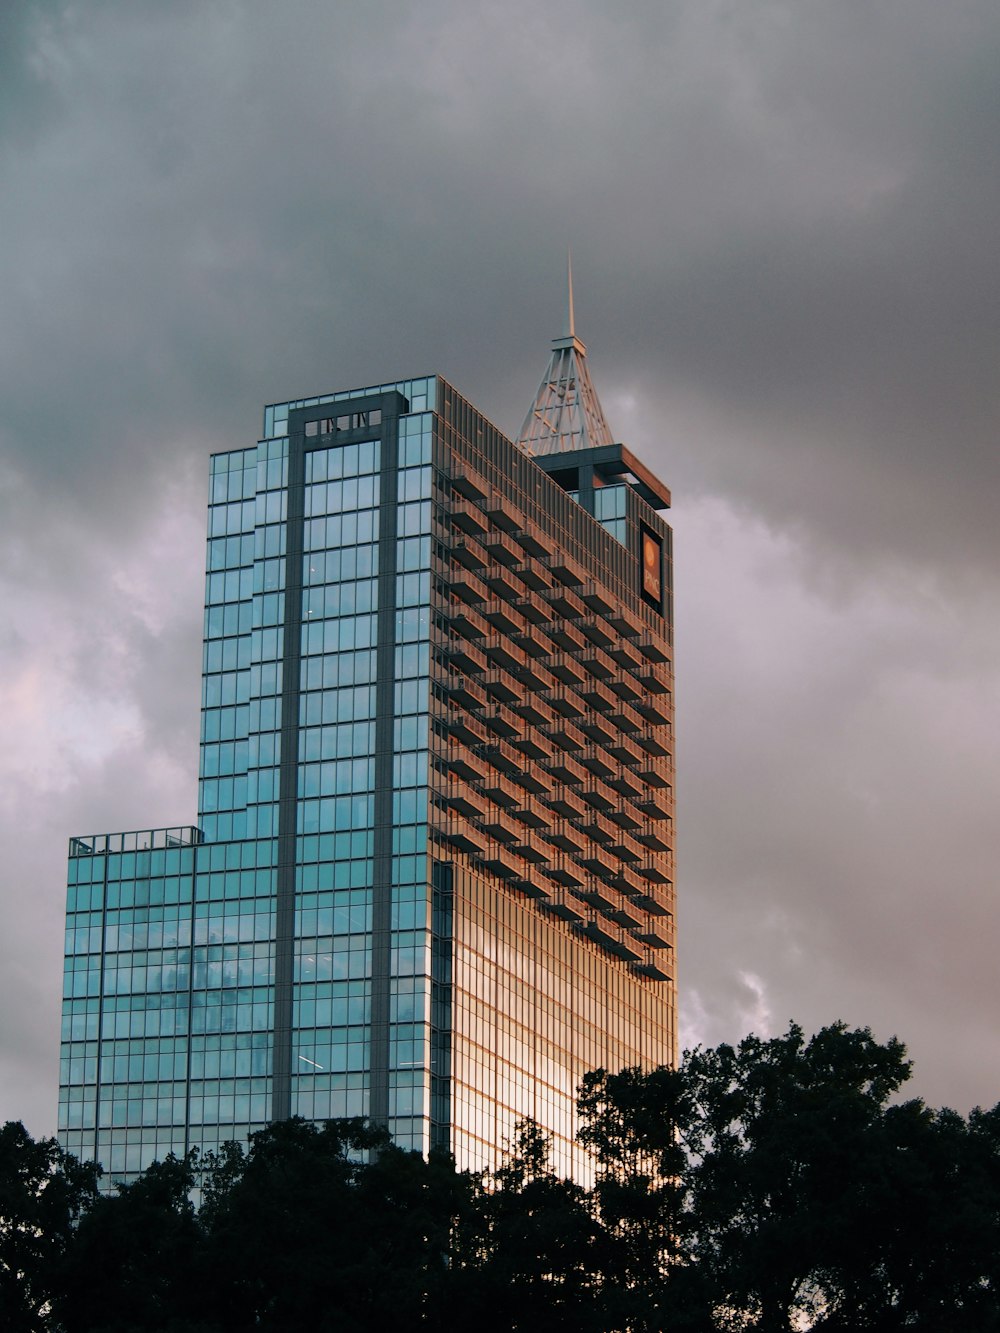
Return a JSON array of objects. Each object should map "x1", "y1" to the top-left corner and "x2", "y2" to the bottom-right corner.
[{"x1": 4, "y1": 1023, "x2": 998, "y2": 1331}]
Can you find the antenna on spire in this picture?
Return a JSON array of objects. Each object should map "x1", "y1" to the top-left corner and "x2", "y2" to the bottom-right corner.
[{"x1": 565, "y1": 249, "x2": 575, "y2": 339}]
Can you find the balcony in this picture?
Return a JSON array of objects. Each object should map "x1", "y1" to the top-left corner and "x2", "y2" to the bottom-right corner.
[
  {"x1": 608, "y1": 832, "x2": 646, "y2": 864},
  {"x1": 447, "y1": 785, "x2": 489, "y2": 819},
  {"x1": 514, "y1": 597, "x2": 551, "y2": 626},
  {"x1": 441, "y1": 822, "x2": 489, "y2": 856},
  {"x1": 635, "y1": 893, "x2": 672, "y2": 918},
  {"x1": 448, "y1": 570, "x2": 490, "y2": 605},
  {"x1": 446, "y1": 713, "x2": 488, "y2": 747},
  {"x1": 488, "y1": 639, "x2": 528, "y2": 671},
  {"x1": 484, "y1": 603, "x2": 528, "y2": 637},
  {"x1": 609, "y1": 675, "x2": 644, "y2": 706},
  {"x1": 638, "y1": 827, "x2": 672, "y2": 853},
  {"x1": 608, "y1": 608, "x2": 643, "y2": 640},
  {"x1": 448, "y1": 678, "x2": 488, "y2": 710},
  {"x1": 449, "y1": 752, "x2": 489, "y2": 783},
  {"x1": 581, "y1": 585, "x2": 615, "y2": 616},
  {"x1": 513, "y1": 732, "x2": 552, "y2": 762},
  {"x1": 518, "y1": 767, "x2": 553, "y2": 796},
  {"x1": 609, "y1": 639, "x2": 645, "y2": 670},
  {"x1": 447, "y1": 641, "x2": 489, "y2": 674},
  {"x1": 483, "y1": 671, "x2": 520, "y2": 705},
  {"x1": 543, "y1": 790, "x2": 588, "y2": 820},
  {"x1": 638, "y1": 794, "x2": 673, "y2": 821},
  {"x1": 604, "y1": 863, "x2": 646, "y2": 897},
  {"x1": 512, "y1": 660, "x2": 556, "y2": 692},
  {"x1": 579, "y1": 778, "x2": 618, "y2": 811},
  {"x1": 549, "y1": 655, "x2": 587, "y2": 686},
  {"x1": 638, "y1": 758, "x2": 673, "y2": 789},
  {"x1": 451, "y1": 500, "x2": 490, "y2": 539},
  {"x1": 577, "y1": 845, "x2": 618, "y2": 877},
  {"x1": 543, "y1": 753, "x2": 588, "y2": 786},
  {"x1": 638, "y1": 930, "x2": 673, "y2": 951},
  {"x1": 638, "y1": 638, "x2": 671, "y2": 666},
  {"x1": 576, "y1": 811, "x2": 618, "y2": 844},
  {"x1": 544, "y1": 826, "x2": 587, "y2": 854},
  {"x1": 486, "y1": 641, "x2": 527, "y2": 673},
  {"x1": 638, "y1": 701, "x2": 672, "y2": 730},
  {"x1": 635, "y1": 730, "x2": 671, "y2": 758},
  {"x1": 580, "y1": 645, "x2": 618, "y2": 680},
  {"x1": 633, "y1": 960, "x2": 672, "y2": 982},
  {"x1": 515, "y1": 562, "x2": 553, "y2": 592},
  {"x1": 479, "y1": 847, "x2": 524, "y2": 882},
  {"x1": 452, "y1": 535, "x2": 489, "y2": 570},
  {"x1": 513, "y1": 840, "x2": 550, "y2": 865},
  {"x1": 482, "y1": 530, "x2": 522, "y2": 567},
  {"x1": 539, "y1": 897, "x2": 584, "y2": 925},
  {"x1": 544, "y1": 720, "x2": 587, "y2": 753},
  {"x1": 481, "y1": 492, "x2": 524, "y2": 532},
  {"x1": 548, "y1": 621, "x2": 587, "y2": 652},
  {"x1": 546, "y1": 554, "x2": 586, "y2": 587},
  {"x1": 480, "y1": 809, "x2": 522, "y2": 844},
  {"x1": 580, "y1": 716, "x2": 616, "y2": 747},
  {"x1": 608, "y1": 770, "x2": 644, "y2": 800},
  {"x1": 479, "y1": 740, "x2": 524, "y2": 777},
  {"x1": 608, "y1": 903, "x2": 644, "y2": 930},
  {"x1": 512, "y1": 695, "x2": 554, "y2": 727},
  {"x1": 451, "y1": 468, "x2": 488, "y2": 503},
  {"x1": 580, "y1": 680, "x2": 617, "y2": 713},
  {"x1": 514, "y1": 627, "x2": 555, "y2": 660},
  {"x1": 579, "y1": 750, "x2": 616, "y2": 784},
  {"x1": 606, "y1": 805, "x2": 643, "y2": 833},
  {"x1": 447, "y1": 605, "x2": 491, "y2": 641},
  {"x1": 608, "y1": 733, "x2": 645, "y2": 766},
  {"x1": 547, "y1": 690, "x2": 585, "y2": 719},
  {"x1": 485, "y1": 568, "x2": 525, "y2": 603},
  {"x1": 548, "y1": 587, "x2": 588, "y2": 619},
  {"x1": 637, "y1": 862, "x2": 672, "y2": 886},
  {"x1": 541, "y1": 863, "x2": 584, "y2": 888},
  {"x1": 513, "y1": 803, "x2": 549, "y2": 831},
  {"x1": 514, "y1": 526, "x2": 554, "y2": 559},
  {"x1": 574, "y1": 885, "x2": 618, "y2": 913},
  {"x1": 578, "y1": 618, "x2": 616, "y2": 650},
  {"x1": 480, "y1": 771, "x2": 522, "y2": 809},
  {"x1": 611, "y1": 699, "x2": 645, "y2": 733}
]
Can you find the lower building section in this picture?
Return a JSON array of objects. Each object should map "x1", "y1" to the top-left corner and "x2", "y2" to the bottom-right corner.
[{"x1": 60, "y1": 829, "x2": 672, "y2": 1181}]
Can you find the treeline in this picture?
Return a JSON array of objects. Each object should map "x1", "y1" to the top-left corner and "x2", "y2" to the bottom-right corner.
[{"x1": 4, "y1": 1023, "x2": 999, "y2": 1331}]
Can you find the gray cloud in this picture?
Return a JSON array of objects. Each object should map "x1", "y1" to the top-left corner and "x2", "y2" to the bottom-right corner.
[{"x1": 2, "y1": 0, "x2": 999, "y2": 1132}]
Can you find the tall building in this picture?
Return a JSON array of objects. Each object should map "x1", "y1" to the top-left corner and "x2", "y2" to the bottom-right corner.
[{"x1": 59, "y1": 302, "x2": 675, "y2": 1180}]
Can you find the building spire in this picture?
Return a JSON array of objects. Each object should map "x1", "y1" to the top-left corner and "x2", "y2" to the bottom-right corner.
[{"x1": 516, "y1": 262, "x2": 615, "y2": 456}]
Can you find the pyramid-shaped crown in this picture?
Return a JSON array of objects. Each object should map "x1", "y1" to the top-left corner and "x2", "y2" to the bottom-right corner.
[{"x1": 516, "y1": 259, "x2": 615, "y2": 456}]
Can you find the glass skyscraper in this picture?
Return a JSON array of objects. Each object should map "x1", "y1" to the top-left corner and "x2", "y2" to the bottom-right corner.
[{"x1": 60, "y1": 321, "x2": 675, "y2": 1180}]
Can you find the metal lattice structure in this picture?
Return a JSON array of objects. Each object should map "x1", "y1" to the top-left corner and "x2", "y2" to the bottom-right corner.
[{"x1": 516, "y1": 258, "x2": 616, "y2": 456}]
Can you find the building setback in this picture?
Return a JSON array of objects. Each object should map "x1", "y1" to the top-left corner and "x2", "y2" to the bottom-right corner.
[{"x1": 59, "y1": 313, "x2": 675, "y2": 1180}]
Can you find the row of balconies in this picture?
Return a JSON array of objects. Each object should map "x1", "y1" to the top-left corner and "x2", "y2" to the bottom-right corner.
[
  {"x1": 439, "y1": 572, "x2": 673, "y2": 702},
  {"x1": 436, "y1": 750, "x2": 674, "y2": 904},
  {"x1": 442, "y1": 515, "x2": 669, "y2": 667}
]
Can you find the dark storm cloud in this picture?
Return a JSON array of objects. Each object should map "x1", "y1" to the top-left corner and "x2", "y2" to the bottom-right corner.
[{"x1": 2, "y1": 0, "x2": 998, "y2": 1130}]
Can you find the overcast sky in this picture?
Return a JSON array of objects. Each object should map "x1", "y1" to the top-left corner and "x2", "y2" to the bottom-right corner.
[{"x1": 2, "y1": 0, "x2": 998, "y2": 1136}]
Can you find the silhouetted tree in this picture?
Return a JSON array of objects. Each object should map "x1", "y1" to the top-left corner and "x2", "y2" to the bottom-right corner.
[
  {"x1": 0, "y1": 1122, "x2": 99, "y2": 1333},
  {"x1": 579, "y1": 1022, "x2": 1000, "y2": 1331},
  {"x1": 453, "y1": 1121, "x2": 605, "y2": 1331},
  {"x1": 198, "y1": 1117, "x2": 470, "y2": 1332},
  {"x1": 54, "y1": 1152, "x2": 204, "y2": 1333}
]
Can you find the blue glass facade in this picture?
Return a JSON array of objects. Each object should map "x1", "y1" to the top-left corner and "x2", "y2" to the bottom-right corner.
[{"x1": 61, "y1": 373, "x2": 675, "y2": 1181}]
